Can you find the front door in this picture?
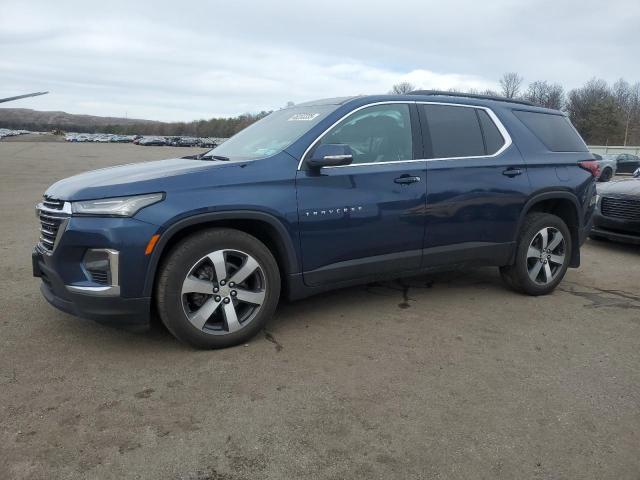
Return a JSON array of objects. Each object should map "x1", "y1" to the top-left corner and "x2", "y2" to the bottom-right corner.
[{"x1": 295, "y1": 103, "x2": 427, "y2": 286}]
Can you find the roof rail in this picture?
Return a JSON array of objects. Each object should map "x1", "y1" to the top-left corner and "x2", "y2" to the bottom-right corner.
[{"x1": 408, "y1": 90, "x2": 535, "y2": 107}]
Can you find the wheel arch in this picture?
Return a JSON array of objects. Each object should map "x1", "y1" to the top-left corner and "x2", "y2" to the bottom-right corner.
[
  {"x1": 516, "y1": 191, "x2": 582, "y2": 268},
  {"x1": 143, "y1": 211, "x2": 299, "y2": 298}
]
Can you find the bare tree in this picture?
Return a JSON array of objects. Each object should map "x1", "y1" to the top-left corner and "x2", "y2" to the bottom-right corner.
[
  {"x1": 613, "y1": 79, "x2": 640, "y2": 145},
  {"x1": 566, "y1": 78, "x2": 620, "y2": 145},
  {"x1": 523, "y1": 81, "x2": 565, "y2": 109},
  {"x1": 389, "y1": 82, "x2": 416, "y2": 95},
  {"x1": 499, "y1": 72, "x2": 524, "y2": 98}
]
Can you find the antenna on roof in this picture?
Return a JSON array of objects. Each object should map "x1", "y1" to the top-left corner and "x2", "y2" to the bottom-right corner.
[
  {"x1": 409, "y1": 90, "x2": 535, "y2": 106},
  {"x1": 0, "y1": 91, "x2": 49, "y2": 104}
]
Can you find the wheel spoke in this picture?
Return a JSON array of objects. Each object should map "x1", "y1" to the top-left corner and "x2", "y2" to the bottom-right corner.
[
  {"x1": 527, "y1": 246, "x2": 541, "y2": 259},
  {"x1": 528, "y1": 261, "x2": 543, "y2": 282},
  {"x1": 223, "y1": 302, "x2": 241, "y2": 332},
  {"x1": 182, "y1": 275, "x2": 213, "y2": 295},
  {"x1": 187, "y1": 297, "x2": 222, "y2": 330},
  {"x1": 234, "y1": 288, "x2": 265, "y2": 305},
  {"x1": 548, "y1": 253, "x2": 565, "y2": 265},
  {"x1": 539, "y1": 228, "x2": 549, "y2": 249},
  {"x1": 547, "y1": 232, "x2": 563, "y2": 251},
  {"x1": 229, "y1": 256, "x2": 259, "y2": 284},
  {"x1": 543, "y1": 263, "x2": 553, "y2": 283},
  {"x1": 207, "y1": 250, "x2": 227, "y2": 281}
]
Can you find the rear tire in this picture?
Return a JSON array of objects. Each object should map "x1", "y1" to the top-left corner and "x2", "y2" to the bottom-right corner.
[
  {"x1": 500, "y1": 213, "x2": 572, "y2": 296},
  {"x1": 156, "y1": 228, "x2": 280, "y2": 349},
  {"x1": 598, "y1": 167, "x2": 613, "y2": 182}
]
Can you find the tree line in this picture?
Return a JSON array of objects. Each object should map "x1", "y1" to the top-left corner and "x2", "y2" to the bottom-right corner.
[
  {"x1": 391, "y1": 73, "x2": 640, "y2": 146},
  {"x1": 0, "y1": 111, "x2": 271, "y2": 139},
  {"x1": 101, "y1": 111, "x2": 271, "y2": 138}
]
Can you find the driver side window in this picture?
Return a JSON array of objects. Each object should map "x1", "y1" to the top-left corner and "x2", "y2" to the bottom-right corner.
[{"x1": 319, "y1": 104, "x2": 413, "y2": 164}]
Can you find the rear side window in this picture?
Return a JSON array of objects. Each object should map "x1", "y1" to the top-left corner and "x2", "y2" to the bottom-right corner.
[
  {"x1": 477, "y1": 110, "x2": 505, "y2": 155},
  {"x1": 513, "y1": 110, "x2": 587, "y2": 152},
  {"x1": 422, "y1": 104, "x2": 485, "y2": 158}
]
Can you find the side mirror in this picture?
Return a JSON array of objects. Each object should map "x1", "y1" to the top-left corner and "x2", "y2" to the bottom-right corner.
[
  {"x1": 307, "y1": 144, "x2": 353, "y2": 169},
  {"x1": 633, "y1": 167, "x2": 640, "y2": 178}
]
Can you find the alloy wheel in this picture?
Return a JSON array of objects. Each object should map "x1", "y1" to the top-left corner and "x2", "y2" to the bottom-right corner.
[
  {"x1": 181, "y1": 249, "x2": 266, "y2": 334},
  {"x1": 526, "y1": 227, "x2": 566, "y2": 285}
]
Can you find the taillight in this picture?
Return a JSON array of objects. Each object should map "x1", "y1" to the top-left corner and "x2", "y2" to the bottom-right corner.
[{"x1": 578, "y1": 160, "x2": 600, "y2": 178}]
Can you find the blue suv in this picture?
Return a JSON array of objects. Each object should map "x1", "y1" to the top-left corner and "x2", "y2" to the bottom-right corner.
[{"x1": 33, "y1": 92, "x2": 598, "y2": 348}]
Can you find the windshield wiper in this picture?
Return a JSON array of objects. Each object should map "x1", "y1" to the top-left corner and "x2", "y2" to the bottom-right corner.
[{"x1": 201, "y1": 154, "x2": 230, "y2": 161}]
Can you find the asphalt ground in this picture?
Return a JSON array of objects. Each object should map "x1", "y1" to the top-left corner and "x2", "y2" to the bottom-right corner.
[{"x1": 1, "y1": 139, "x2": 639, "y2": 479}]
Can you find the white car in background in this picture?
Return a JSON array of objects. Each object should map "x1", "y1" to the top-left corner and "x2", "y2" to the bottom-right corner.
[{"x1": 592, "y1": 153, "x2": 616, "y2": 182}]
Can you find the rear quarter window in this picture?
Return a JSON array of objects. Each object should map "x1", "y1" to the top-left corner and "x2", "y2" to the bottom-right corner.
[{"x1": 514, "y1": 110, "x2": 587, "y2": 152}]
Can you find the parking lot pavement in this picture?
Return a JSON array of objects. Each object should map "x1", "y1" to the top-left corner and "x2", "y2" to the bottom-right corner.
[{"x1": 1, "y1": 141, "x2": 639, "y2": 480}]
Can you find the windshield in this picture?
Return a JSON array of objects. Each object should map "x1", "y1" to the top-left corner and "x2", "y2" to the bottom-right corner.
[{"x1": 203, "y1": 105, "x2": 336, "y2": 161}]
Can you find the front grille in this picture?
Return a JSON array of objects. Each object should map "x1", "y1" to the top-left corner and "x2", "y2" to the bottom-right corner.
[
  {"x1": 37, "y1": 196, "x2": 70, "y2": 252},
  {"x1": 43, "y1": 196, "x2": 65, "y2": 210},
  {"x1": 601, "y1": 196, "x2": 640, "y2": 221}
]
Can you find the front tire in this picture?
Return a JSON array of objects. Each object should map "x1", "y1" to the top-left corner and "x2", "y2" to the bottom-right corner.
[
  {"x1": 156, "y1": 228, "x2": 281, "y2": 349},
  {"x1": 500, "y1": 213, "x2": 572, "y2": 296}
]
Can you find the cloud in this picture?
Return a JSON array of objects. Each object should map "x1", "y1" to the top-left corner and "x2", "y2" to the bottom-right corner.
[{"x1": 1, "y1": 0, "x2": 638, "y2": 121}]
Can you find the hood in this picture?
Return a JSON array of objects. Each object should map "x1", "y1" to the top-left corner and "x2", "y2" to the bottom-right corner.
[
  {"x1": 598, "y1": 178, "x2": 640, "y2": 197},
  {"x1": 45, "y1": 157, "x2": 235, "y2": 200}
]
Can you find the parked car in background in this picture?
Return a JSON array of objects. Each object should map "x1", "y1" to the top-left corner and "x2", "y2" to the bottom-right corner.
[
  {"x1": 138, "y1": 136, "x2": 167, "y2": 146},
  {"x1": 33, "y1": 92, "x2": 597, "y2": 349},
  {"x1": 610, "y1": 153, "x2": 640, "y2": 175},
  {"x1": 199, "y1": 137, "x2": 218, "y2": 148},
  {"x1": 177, "y1": 137, "x2": 201, "y2": 147},
  {"x1": 110, "y1": 135, "x2": 134, "y2": 143},
  {"x1": 592, "y1": 153, "x2": 616, "y2": 182},
  {"x1": 591, "y1": 173, "x2": 640, "y2": 244}
]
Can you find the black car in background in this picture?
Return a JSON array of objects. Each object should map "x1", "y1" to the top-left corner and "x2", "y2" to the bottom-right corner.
[
  {"x1": 614, "y1": 153, "x2": 640, "y2": 174},
  {"x1": 591, "y1": 172, "x2": 640, "y2": 244}
]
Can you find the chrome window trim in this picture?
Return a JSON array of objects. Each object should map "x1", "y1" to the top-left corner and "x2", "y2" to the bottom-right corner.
[{"x1": 297, "y1": 100, "x2": 512, "y2": 170}]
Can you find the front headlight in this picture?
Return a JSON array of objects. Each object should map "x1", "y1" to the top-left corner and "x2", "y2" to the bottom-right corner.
[{"x1": 71, "y1": 193, "x2": 164, "y2": 217}]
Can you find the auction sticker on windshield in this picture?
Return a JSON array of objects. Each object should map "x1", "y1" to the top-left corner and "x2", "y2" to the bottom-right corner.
[{"x1": 288, "y1": 113, "x2": 320, "y2": 121}]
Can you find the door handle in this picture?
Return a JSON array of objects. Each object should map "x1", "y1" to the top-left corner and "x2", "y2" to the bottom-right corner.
[
  {"x1": 394, "y1": 175, "x2": 421, "y2": 184},
  {"x1": 502, "y1": 167, "x2": 523, "y2": 177}
]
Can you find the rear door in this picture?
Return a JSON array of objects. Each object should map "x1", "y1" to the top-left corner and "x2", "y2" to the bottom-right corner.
[
  {"x1": 418, "y1": 103, "x2": 531, "y2": 266},
  {"x1": 295, "y1": 102, "x2": 427, "y2": 286}
]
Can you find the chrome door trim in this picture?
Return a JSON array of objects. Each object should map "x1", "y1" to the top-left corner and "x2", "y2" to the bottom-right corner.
[{"x1": 297, "y1": 100, "x2": 513, "y2": 170}]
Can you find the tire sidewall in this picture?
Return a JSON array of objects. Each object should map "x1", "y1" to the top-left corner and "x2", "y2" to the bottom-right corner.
[
  {"x1": 513, "y1": 214, "x2": 572, "y2": 296},
  {"x1": 157, "y1": 229, "x2": 280, "y2": 349}
]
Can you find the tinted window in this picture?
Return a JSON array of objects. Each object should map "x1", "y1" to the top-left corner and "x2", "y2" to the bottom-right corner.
[
  {"x1": 423, "y1": 104, "x2": 485, "y2": 158},
  {"x1": 477, "y1": 110, "x2": 505, "y2": 155},
  {"x1": 319, "y1": 104, "x2": 413, "y2": 164},
  {"x1": 513, "y1": 110, "x2": 587, "y2": 152}
]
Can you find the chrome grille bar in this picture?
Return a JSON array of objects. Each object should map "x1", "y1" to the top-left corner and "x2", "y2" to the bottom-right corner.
[{"x1": 36, "y1": 197, "x2": 71, "y2": 253}]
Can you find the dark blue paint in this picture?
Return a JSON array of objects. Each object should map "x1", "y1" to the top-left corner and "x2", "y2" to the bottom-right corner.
[{"x1": 34, "y1": 93, "x2": 596, "y2": 327}]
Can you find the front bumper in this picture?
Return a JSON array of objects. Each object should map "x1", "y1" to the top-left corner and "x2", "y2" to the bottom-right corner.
[
  {"x1": 591, "y1": 210, "x2": 640, "y2": 245},
  {"x1": 34, "y1": 247, "x2": 151, "y2": 330},
  {"x1": 32, "y1": 214, "x2": 159, "y2": 329}
]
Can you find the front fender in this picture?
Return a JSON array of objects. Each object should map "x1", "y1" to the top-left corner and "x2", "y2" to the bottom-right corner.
[{"x1": 141, "y1": 210, "x2": 300, "y2": 297}]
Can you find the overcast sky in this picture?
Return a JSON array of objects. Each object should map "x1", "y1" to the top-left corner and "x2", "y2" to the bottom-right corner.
[{"x1": 1, "y1": 0, "x2": 639, "y2": 122}]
